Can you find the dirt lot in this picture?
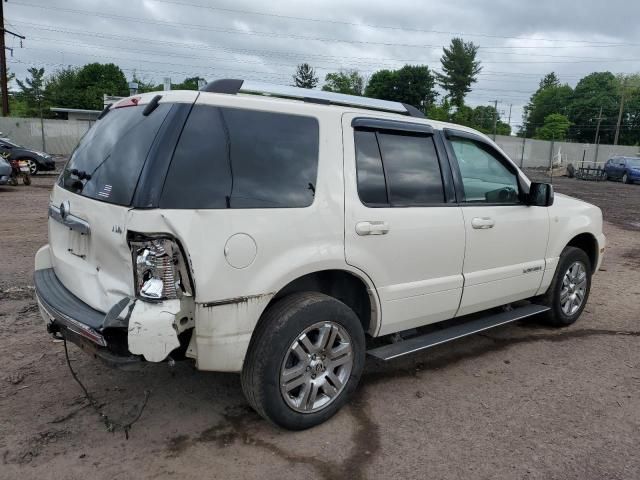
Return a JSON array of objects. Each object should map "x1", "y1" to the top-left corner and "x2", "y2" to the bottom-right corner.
[{"x1": 1, "y1": 173, "x2": 640, "y2": 480}]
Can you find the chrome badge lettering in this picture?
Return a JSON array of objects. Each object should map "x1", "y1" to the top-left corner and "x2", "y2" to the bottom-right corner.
[{"x1": 523, "y1": 266, "x2": 543, "y2": 274}]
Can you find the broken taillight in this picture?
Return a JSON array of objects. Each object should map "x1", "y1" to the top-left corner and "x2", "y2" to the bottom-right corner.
[{"x1": 128, "y1": 235, "x2": 193, "y2": 302}]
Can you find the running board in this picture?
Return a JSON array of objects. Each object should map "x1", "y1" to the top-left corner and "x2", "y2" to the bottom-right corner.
[{"x1": 367, "y1": 304, "x2": 550, "y2": 361}]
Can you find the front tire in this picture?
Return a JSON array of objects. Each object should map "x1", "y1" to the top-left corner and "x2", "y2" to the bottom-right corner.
[
  {"x1": 622, "y1": 172, "x2": 631, "y2": 184},
  {"x1": 538, "y1": 247, "x2": 592, "y2": 327},
  {"x1": 241, "y1": 292, "x2": 366, "y2": 430}
]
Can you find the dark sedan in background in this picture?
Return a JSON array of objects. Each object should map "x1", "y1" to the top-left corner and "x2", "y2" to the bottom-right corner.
[
  {"x1": 604, "y1": 156, "x2": 640, "y2": 184},
  {"x1": 0, "y1": 138, "x2": 55, "y2": 175}
]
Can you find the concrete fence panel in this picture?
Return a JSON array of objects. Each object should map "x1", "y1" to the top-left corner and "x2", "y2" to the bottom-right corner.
[{"x1": 0, "y1": 117, "x2": 92, "y2": 155}]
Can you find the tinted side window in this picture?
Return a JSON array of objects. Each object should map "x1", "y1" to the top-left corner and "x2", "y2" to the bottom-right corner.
[
  {"x1": 449, "y1": 137, "x2": 519, "y2": 203},
  {"x1": 161, "y1": 105, "x2": 319, "y2": 209},
  {"x1": 354, "y1": 130, "x2": 388, "y2": 205},
  {"x1": 377, "y1": 133, "x2": 444, "y2": 205}
]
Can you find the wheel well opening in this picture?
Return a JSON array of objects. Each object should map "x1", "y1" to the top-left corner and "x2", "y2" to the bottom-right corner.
[
  {"x1": 268, "y1": 270, "x2": 373, "y2": 333},
  {"x1": 567, "y1": 233, "x2": 598, "y2": 272}
]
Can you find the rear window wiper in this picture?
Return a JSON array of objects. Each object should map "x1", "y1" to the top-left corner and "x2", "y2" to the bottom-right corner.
[{"x1": 70, "y1": 168, "x2": 92, "y2": 181}]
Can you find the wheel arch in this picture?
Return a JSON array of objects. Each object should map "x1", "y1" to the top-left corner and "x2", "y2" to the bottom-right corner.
[
  {"x1": 566, "y1": 232, "x2": 598, "y2": 273},
  {"x1": 260, "y1": 268, "x2": 380, "y2": 336}
]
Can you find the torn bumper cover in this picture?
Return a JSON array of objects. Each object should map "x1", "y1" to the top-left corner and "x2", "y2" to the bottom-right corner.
[{"x1": 34, "y1": 268, "x2": 182, "y2": 366}]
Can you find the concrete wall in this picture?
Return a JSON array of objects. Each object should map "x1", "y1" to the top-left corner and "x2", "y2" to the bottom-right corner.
[
  {"x1": 0, "y1": 116, "x2": 639, "y2": 163},
  {"x1": 494, "y1": 134, "x2": 640, "y2": 168},
  {"x1": 0, "y1": 117, "x2": 92, "y2": 155}
]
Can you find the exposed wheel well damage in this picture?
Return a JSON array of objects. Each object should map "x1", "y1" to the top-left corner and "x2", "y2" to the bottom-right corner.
[
  {"x1": 266, "y1": 270, "x2": 374, "y2": 334},
  {"x1": 567, "y1": 233, "x2": 598, "y2": 272}
]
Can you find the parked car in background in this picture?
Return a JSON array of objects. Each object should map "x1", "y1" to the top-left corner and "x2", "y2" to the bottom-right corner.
[
  {"x1": 604, "y1": 156, "x2": 640, "y2": 184},
  {"x1": 0, "y1": 156, "x2": 11, "y2": 185},
  {"x1": 0, "y1": 138, "x2": 55, "y2": 175}
]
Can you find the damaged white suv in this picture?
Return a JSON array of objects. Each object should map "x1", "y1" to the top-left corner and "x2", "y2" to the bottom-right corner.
[{"x1": 35, "y1": 80, "x2": 605, "y2": 430}]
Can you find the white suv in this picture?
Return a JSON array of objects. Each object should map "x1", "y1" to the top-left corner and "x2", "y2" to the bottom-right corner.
[{"x1": 35, "y1": 80, "x2": 605, "y2": 430}]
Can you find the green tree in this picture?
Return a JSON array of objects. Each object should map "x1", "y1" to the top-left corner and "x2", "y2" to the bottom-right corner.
[
  {"x1": 292, "y1": 63, "x2": 318, "y2": 89},
  {"x1": 436, "y1": 38, "x2": 482, "y2": 108},
  {"x1": 365, "y1": 65, "x2": 437, "y2": 110},
  {"x1": 322, "y1": 70, "x2": 364, "y2": 95},
  {"x1": 567, "y1": 72, "x2": 619, "y2": 143},
  {"x1": 521, "y1": 72, "x2": 573, "y2": 137},
  {"x1": 45, "y1": 67, "x2": 80, "y2": 109},
  {"x1": 46, "y1": 63, "x2": 128, "y2": 110},
  {"x1": 74, "y1": 63, "x2": 128, "y2": 109},
  {"x1": 426, "y1": 98, "x2": 452, "y2": 121},
  {"x1": 535, "y1": 113, "x2": 571, "y2": 140},
  {"x1": 172, "y1": 76, "x2": 206, "y2": 90},
  {"x1": 426, "y1": 100, "x2": 510, "y2": 135},
  {"x1": 16, "y1": 67, "x2": 49, "y2": 117}
]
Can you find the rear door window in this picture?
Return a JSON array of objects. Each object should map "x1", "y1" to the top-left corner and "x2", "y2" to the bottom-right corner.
[
  {"x1": 160, "y1": 105, "x2": 319, "y2": 209},
  {"x1": 59, "y1": 104, "x2": 172, "y2": 206},
  {"x1": 354, "y1": 128, "x2": 445, "y2": 207}
]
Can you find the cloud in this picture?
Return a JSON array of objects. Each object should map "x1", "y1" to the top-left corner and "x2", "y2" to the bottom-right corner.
[{"x1": 5, "y1": 0, "x2": 640, "y2": 128}]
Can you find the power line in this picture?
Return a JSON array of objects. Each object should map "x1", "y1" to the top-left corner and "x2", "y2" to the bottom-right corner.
[
  {"x1": 96, "y1": 0, "x2": 640, "y2": 47},
  {"x1": 8, "y1": 5, "x2": 640, "y2": 56},
  {"x1": 16, "y1": 23, "x2": 631, "y2": 76}
]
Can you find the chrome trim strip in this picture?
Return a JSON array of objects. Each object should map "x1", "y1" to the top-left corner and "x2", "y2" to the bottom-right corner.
[{"x1": 48, "y1": 204, "x2": 91, "y2": 235}]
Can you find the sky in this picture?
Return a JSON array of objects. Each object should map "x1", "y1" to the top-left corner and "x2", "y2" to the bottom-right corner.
[{"x1": 4, "y1": 0, "x2": 640, "y2": 130}]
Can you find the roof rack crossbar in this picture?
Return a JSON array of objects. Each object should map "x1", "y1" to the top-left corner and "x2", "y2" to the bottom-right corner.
[{"x1": 200, "y1": 79, "x2": 425, "y2": 118}]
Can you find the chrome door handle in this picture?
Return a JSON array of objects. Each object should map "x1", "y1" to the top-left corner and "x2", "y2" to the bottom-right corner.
[
  {"x1": 356, "y1": 221, "x2": 390, "y2": 236},
  {"x1": 471, "y1": 217, "x2": 495, "y2": 229}
]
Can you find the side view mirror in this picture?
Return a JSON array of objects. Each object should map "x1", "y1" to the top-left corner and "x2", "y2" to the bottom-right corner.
[{"x1": 527, "y1": 182, "x2": 554, "y2": 207}]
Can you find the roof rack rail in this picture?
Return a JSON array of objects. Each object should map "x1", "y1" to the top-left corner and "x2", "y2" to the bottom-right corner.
[{"x1": 200, "y1": 79, "x2": 425, "y2": 118}]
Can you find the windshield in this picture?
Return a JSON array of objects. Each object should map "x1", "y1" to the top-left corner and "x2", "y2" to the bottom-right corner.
[{"x1": 59, "y1": 103, "x2": 171, "y2": 206}]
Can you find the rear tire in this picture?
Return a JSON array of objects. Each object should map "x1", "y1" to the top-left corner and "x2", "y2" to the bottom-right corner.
[
  {"x1": 538, "y1": 247, "x2": 592, "y2": 327},
  {"x1": 623, "y1": 172, "x2": 631, "y2": 184},
  {"x1": 22, "y1": 158, "x2": 38, "y2": 175},
  {"x1": 241, "y1": 292, "x2": 366, "y2": 430}
]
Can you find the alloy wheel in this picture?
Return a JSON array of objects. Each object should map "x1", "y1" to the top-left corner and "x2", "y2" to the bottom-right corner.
[
  {"x1": 26, "y1": 159, "x2": 37, "y2": 175},
  {"x1": 280, "y1": 321, "x2": 353, "y2": 413},
  {"x1": 560, "y1": 261, "x2": 588, "y2": 316}
]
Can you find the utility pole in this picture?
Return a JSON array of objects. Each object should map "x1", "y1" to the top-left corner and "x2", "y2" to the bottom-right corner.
[
  {"x1": 614, "y1": 80, "x2": 626, "y2": 146},
  {"x1": 0, "y1": 1, "x2": 25, "y2": 117},
  {"x1": 507, "y1": 104, "x2": 513, "y2": 126},
  {"x1": 593, "y1": 106, "x2": 604, "y2": 145},
  {"x1": 491, "y1": 99, "x2": 498, "y2": 140}
]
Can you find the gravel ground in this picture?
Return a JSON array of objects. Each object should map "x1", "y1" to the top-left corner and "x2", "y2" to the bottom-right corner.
[{"x1": 1, "y1": 174, "x2": 639, "y2": 480}]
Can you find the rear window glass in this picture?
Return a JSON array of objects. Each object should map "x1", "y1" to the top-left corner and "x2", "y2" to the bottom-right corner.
[
  {"x1": 354, "y1": 130, "x2": 388, "y2": 205},
  {"x1": 160, "y1": 105, "x2": 319, "y2": 209},
  {"x1": 59, "y1": 104, "x2": 171, "y2": 206},
  {"x1": 354, "y1": 128, "x2": 445, "y2": 207},
  {"x1": 377, "y1": 132, "x2": 444, "y2": 205}
]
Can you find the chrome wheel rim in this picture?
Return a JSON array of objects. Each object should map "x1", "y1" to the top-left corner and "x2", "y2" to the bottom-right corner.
[
  {"x1": 623, "y1": 173, "x2": 628, "y2": 183},
  {"x1": 280, "y1": 321, "x2": 353, "y2": 414},
  {"x1": 560, "y1": 261, "x2": 587, "y2": 316},
  {"x1": 26, "y1": 159, "x2": 37, "y2": 175}
]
